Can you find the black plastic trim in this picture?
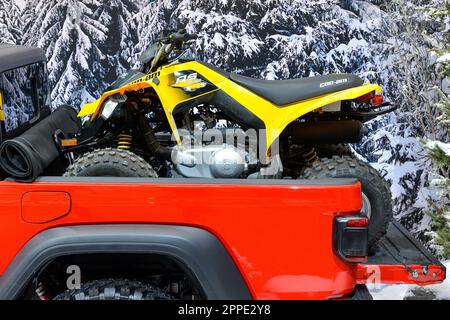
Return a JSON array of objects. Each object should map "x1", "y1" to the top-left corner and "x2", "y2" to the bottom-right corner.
[
  {"x1": 173, "y1": 90, "x2": 266, "y2": 131},
  {"x1": 0, "y1": 225, "x2": 252, "y2": 300},
  {"x1": 105, "y1": 69, "x2": 146, "y2": 92},
  {"x1": 333, "y1": 216, "x2": 368, "y2": 263},
  {"x1": 196, "y1": 61, "x2": 231, "y2": 78},
  {"x1": 0, "y1": 45, "x2": 46, "y2": 74}
]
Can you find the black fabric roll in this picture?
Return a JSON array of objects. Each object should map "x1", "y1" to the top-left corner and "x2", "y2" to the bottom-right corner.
[{"x1": 0, "y1": 105, "x2": 81, "y2": 182}]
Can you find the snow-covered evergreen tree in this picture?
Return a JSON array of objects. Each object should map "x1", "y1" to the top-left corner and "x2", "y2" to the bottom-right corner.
[
  {"x1": 259, "y1": 1, "x2": 383, "y2": 81},
  {"x1": 22, "y1": 0, "x2": 139, "y2": 108},
  {"x1": 355, "y1": 0, "x2": 450, "y2": 246},
  {"x1": 136, "y1": 0, "x2": 176, "y2": 55},
  {"x1": 425, "y1": 105, "x2": 450, "y2": 256},
  {"x1": 90, "y1": 1, "x2": 139, "y2": 81},
  {"x1": 423, "y1": 1, "x2": 450, "y2": 258},
  {"x1": 136, "y1": 0, "x2": 383, "y2": 79},
  {"x1": 0, "y1": 0, "x2": 23, "y2": 44},
  {"x1": 136, "y1": 0, "x2": 266, "y2": 71}
]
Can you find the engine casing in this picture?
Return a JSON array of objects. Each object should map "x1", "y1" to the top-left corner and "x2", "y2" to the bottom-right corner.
[{"x1": 174, "y1": 145, "x2": 249, "y2": 178}]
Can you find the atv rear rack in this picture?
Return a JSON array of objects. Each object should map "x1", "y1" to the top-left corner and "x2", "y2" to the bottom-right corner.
[{"x1": 348, "y1": 102, "x2": 398, "y2": 122}]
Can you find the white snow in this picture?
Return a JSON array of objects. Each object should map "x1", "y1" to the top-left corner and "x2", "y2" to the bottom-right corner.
[
  {"x1": 14, "y1": 0, "x2": 25, "y2": 9},
  {"x1": 437, "y1": 53, "x2": 450, "y2": 63},
  {"x1": 426, "y1": 261, "x2": 450, "y2": 300},
  {"x1": 369, "y1": 284, "x2": 416, "y2": 300},
  {"x1": 425, "y1": 140, "x2": 450, "y2": 157}
]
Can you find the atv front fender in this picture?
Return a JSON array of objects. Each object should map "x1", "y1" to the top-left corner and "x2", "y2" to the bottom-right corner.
[{"x1": 78, "y1": 99, "x2": 101, "y2": 117}]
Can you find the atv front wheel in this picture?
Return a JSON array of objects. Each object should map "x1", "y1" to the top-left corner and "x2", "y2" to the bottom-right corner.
[
  {"x1": 64, "y1": 148, "x2": 158, "y2": 178},
  {"x1": 54, "y1": 279, "x2": 173, "y2": 300},
  {"x1": 302, "y1": 156, "x2": 392, "y2": 249}
]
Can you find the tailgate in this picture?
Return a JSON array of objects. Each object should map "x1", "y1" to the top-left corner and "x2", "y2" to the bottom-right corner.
[{"x1": 356, "y1": 221, "x2": 446, "y2": 285}]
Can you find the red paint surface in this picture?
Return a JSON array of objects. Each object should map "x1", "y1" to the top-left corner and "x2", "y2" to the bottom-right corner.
[
  {"x1": 356, "y1": 264, "x2": 446, "y2": 286},
  {"x1": 21, "y1": 191, "x2": 71, "y2": 224},
  {"x1": 0, "y1": 179, "x2": 445, "y2": 299}
]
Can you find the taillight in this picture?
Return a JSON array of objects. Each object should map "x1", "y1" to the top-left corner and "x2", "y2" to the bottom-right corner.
[
  {"x1": 333, "y1": 216, "x2": 369, "y2": 263},
  {"x1": 355, "y1": 92, "x2": 384, "y2": 106},
  {"x1": 371, "y1": 93, "x2": 384, "y2": 106},
  {"x1": 346, "y1": 218, "x2": 369, "y2": 228},
  {"x1": 355, "y1": 92, "x2": 374, "y2": 104}
]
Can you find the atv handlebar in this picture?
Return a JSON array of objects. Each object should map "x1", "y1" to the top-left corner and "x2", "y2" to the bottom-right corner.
[
  {"x1": 146, "y1": 30, "x2": 198, "y2": 73},
  {"x1": 160, "y1": 31, "x2": 198, "y2": 45}
]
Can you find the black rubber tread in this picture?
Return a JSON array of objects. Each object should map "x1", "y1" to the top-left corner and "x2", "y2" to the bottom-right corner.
[
  {"x1": 349, "y1": 285, "x2": 373, "y2": 300},
  {"x1": 64, "y1": 148, "x2": 158, "y2": 178},
  {"x1": 54, "y1": 279, "x2": 173, "y2": 300},
  {"x1": 314, "y1": 144, "x2": 355, "y2": 158},
  {"x1": 302, "y1": 155, "x2": 393, "y2": 249}
]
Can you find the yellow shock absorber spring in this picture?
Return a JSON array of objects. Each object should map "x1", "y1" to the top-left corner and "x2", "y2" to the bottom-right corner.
[
  {"x1": 118, "y1": 134, "x2": 133, "y2": 150},
  {"x1": 301, "y1": 146, "x2": 319, "y2": 166}
]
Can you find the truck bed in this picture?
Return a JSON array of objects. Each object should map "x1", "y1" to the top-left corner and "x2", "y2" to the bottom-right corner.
[{"x1": 0, "y1": 177, "x2": 446, "y2": 299}]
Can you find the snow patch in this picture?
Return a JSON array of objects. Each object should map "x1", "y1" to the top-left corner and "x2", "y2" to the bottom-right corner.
[
  {"x1": 425, "y1": 140, "x2": 450, "y2": 157},
  {"x1": 437, "y1": 53, "x2": 450, "y2": 63}
]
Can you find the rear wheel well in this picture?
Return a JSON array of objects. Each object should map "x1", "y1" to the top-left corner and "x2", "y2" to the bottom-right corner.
[{"x1": 21, "y1": 253, "x2": 205, "y2": 300}]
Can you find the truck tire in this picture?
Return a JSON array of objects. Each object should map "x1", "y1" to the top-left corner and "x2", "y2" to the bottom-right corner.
[
  {"x1": 303, "y1": 156, "x2": 392, "y2": 249},
  {"x1": 315, "y1": 144, "x2": 355, "y2": 158},
  {"x1": 64, "y1": 148, "x2": 157, "y2": 178},
  {"x1": 349, "y1": 285, "x2": 373, "y2": 300},
  {"x1": 54, "y1": 279, "x2": 173, "y2": 300}
]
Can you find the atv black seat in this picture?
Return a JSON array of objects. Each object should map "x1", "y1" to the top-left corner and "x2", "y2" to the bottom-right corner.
[{"x1": 229, "y1": 73, "x2": 364, "y2": 106}]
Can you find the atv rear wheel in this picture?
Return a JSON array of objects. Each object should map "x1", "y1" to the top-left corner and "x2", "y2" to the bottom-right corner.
[
  {"x1": 64, "y1": 148, "x2": 158, "y2": 178},
  {"x1": 54, "y1": 279, "x2": 173, "y2": 300},
  {"x1": 302, "y1": 156, "x2": 392, "y2": 249}
]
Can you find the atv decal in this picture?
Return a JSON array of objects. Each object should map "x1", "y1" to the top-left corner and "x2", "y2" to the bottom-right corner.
[
  {"x1": 175, "y1": 72, "x2": 199, "y2": 84},
  {"x1": 130, "y1": 71, "x2": 161, "y2": 85},
  {"x1": 170, "y1": 71, "x2": 216, "y2": 95},
  {"x1": 320, "y1": 78, "x2": 348, "y2": 88}
]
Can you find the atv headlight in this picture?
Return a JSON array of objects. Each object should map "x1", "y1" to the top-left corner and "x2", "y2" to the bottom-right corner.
[{"x1": 101, "y1": 94, "x2": 127, "y2": 120}]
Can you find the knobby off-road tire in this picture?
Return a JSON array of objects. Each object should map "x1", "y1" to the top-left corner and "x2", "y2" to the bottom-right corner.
[
  {"x1": 54, "y1": 279, "x2": 173, "y2": 300},
  {"x1": 64, "y1": 148, "x2": 158, "y2": 178},
  {"x1": 303, "y1": 156, "x2": 392, "y2": 250}
]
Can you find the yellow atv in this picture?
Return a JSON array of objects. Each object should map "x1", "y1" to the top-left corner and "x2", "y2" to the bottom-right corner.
[{"x1": 63, "y1": 30, "x2": 396, "y2": 247}]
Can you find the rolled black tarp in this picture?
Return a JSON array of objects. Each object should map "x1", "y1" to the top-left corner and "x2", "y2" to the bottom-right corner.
[{"x1": 0, "y1": 105, "x2": 81, "y2": 182}]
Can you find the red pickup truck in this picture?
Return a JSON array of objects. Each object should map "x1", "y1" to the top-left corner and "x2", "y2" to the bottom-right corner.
[{"x1": 0, "y1": 177, "x2": 445, "y2": 300}]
